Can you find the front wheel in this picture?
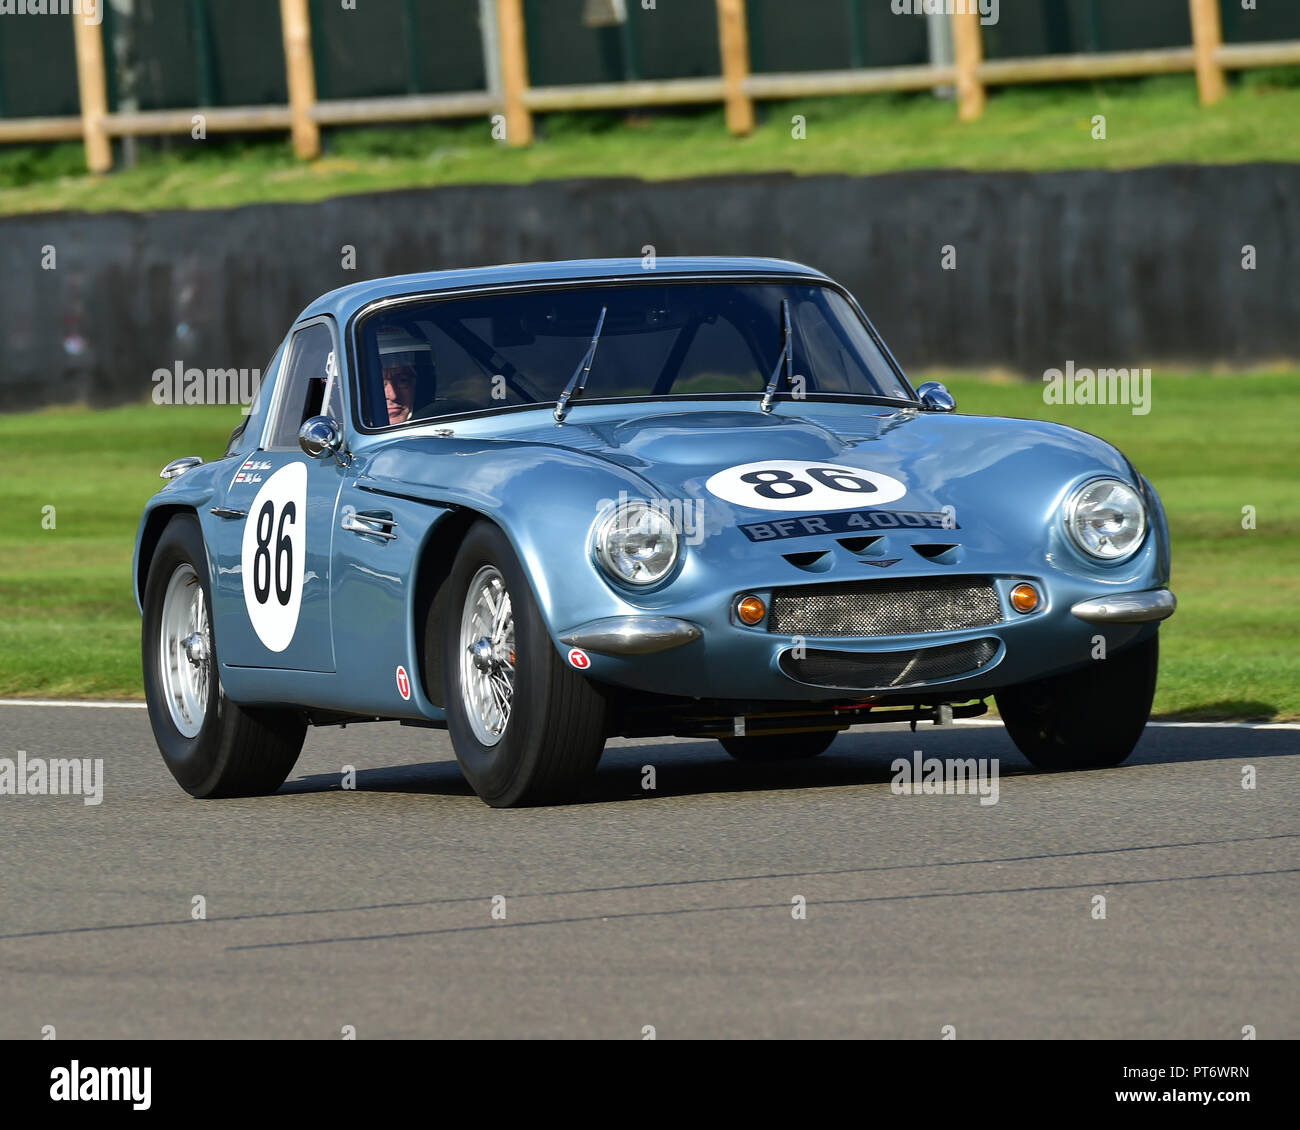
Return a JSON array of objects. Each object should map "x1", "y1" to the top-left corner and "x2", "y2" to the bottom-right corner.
[
  {"x1": 996, "y1": 634, "x2": 1158, "y2": 771},
  {"x1": 440, "y1": 521, "x2": 609, "y2": 807},
  {"x1": 142, "y1": 514, "x2": 306, "y2": 797}
]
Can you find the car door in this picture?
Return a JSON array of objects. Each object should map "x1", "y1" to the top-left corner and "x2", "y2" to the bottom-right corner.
[{"x1": 209, "y1": 318, "x2": 347, "y2": 672}]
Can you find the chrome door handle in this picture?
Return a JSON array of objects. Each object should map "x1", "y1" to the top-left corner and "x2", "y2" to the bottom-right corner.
[
  {"x1": 341, "y1": 508, "x2": 397, "y2": 541},
  {"x1": 210, "y1": 506, "x2": 247, "y2": 520}
]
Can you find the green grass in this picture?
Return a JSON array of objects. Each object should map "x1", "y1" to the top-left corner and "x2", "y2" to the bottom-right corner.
[
  {"x1": 3, "y1": 72, "x2": 1300, "y2": 215},
  {"x1": 1, "y1": 372, "x2": 1296, "y2": 717},
  {"x1": 935, "y1": 370, "x2": 1300, "y2": 721},
  {"x1": 0, "y1": 405, "x2": 240, "y2": 700}
]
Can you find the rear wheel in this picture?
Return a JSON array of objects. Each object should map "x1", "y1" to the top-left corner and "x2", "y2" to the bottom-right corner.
[
  {"x1": 142, "y1": 514, "x2": 306, "y2": 798},
  {"x1": 440, "y1": 521, "x2": 609, "y2": 807},
  {"x1": 719, "y1": 730, "x2": 838, "y2": 763},
  {"x1": 996, "y1": 634, "x2": 1158, "y2": 771}
]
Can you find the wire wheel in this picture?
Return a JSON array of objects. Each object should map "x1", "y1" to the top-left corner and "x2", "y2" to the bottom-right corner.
[
  {"x1": 158, "y1": 563, "x2": 211, "y2": 739},
  {"x1": 458, "y1": 565, "x2": 516, "y2": 746}
]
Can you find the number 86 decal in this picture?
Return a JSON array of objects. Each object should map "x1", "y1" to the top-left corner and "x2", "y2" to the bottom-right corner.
[
  {"x1": 251, "y1": 499, "x2": 297, "y2": 606},
  {"x1": 241, "y1": 462, "x2": 307, "y2": 652},
  {"x1": 705, "y1": 460, "x2": 907, "y2": 512}
]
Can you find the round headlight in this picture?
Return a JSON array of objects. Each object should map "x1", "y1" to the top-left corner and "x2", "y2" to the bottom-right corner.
[
  {"x1": 1065, "y1": 478, "x2": 1147, "y2": 561},
  {"x1": 594, "y1": 502, "x2": 680, "y2": 586}
]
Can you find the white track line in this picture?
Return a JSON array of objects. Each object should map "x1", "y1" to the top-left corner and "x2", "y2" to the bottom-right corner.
[
  {"x1": 1150, "y1": 721, "x2": 1300, "y2": 730},
  {"x1": 943, "y1": 720, "x2": 1298, "y2": 732},
  {"x1": 956, "y1": 718, "x2": 1300, "y2": 731},
  {"x1": 0, "y1": 699, "x2": 1296, "y2": 730},
  {"x1": 0, "y1": 699, "x2": 147, "y2": 710}
]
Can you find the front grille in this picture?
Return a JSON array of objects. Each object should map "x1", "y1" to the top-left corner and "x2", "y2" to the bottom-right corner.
[
  {"x1": 781, "y1": 638, "x2": 1000, "y2": 691},
  {"x1": 768, "y1": 577, "x2": 1002, "y2": 637}
]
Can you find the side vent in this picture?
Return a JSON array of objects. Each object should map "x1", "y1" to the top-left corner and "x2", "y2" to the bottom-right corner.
[
  {"x1": 842, "y1": 538, "x2": 883, "y2": 556},
  {"x1": 911, "y1": 543, "x2": 963, "y2": 565},
  {"x1": 782, "y1": 550, "x2": 832, "y2": 573},
  {"x1": 838, "y1": 535, "x2": 888, "y2": 556}
]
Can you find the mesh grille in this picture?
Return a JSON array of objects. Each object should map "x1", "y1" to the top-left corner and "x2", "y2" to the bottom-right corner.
[
  {"x1": 781, "y1": 638, "x2": 1000, "y2": 691},
  {"x1": 769, "y1": 577, "x2": 1002, "y2": 637}
]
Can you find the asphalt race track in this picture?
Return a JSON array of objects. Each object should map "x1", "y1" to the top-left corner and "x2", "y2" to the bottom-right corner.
[{"x1": 1, "y1": 703, "x2": 1296, "y2": 1040}]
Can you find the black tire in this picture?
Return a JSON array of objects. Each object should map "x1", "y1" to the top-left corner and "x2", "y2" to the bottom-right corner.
[
  {"x1": 719, "y1": 730, "x2": 838, "y2": 763},
  {"x1": 996, "y1": 634, "x2": 1158, "y2": 771},
  {"x1": 142, "y1": 514, "x2": 306, "y2": 798},
  {"x1": 439, "y1": 521, "x2": 609, "y2": 807}
]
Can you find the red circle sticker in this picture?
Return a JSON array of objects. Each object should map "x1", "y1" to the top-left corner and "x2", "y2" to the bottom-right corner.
[
  {"x1": 395, "y1": 665, "x2": 411, "y2": 700},
  {"x1": 567, "y1": 648, "x2": 591, "y2": 670}
]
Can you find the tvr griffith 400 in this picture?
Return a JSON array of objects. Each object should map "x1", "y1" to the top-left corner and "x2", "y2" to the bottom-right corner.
[{"x1": 135, "y1": 257, "x2": 1175, "y2": 807}]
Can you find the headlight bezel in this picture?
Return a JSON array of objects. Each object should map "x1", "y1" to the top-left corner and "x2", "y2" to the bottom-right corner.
[
  {"x1": 591, "y1": 500, "x2": 682, "y2": 588},
  {"x1": 1064, "y1": 476, "x2": 1148, "y2": 564}
]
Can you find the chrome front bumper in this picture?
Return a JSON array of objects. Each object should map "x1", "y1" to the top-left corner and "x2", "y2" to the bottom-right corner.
[
  {"x1": 1070, "y1": 588, "x2": 1176, "y2": 624},
  {"x1": 562, "y1": 587, "x2": 1176, "y2": 660},
  {"x1": 560, "y1": 616, "x2": 702, "y2": 656}
]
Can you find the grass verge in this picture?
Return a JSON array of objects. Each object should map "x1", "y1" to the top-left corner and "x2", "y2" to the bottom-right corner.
[
  {"x1": 2, "y1": 73, "x2": 1299, "y2": 215},
  {"x1": 0, "y1": 370, "x2": 1295, "y2": 717}
]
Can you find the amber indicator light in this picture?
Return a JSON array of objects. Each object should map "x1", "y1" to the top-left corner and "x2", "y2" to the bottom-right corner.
[{"x1": 1010, "y1": 583, "x2": 1040, "y2": 613}]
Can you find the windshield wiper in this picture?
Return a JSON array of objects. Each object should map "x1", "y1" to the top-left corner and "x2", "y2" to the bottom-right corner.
[
  {"x1": 760, "y1": 298, "x2": 793, "y2": 413},
  {"x1": 554, "y1": 306, "x2": 608, "y2": 423}
]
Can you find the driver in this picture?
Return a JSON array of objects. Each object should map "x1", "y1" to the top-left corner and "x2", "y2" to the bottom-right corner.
[
  {"x1": 374, "y1": 324, "x2": 435, "y2": 426},
  {"x1": 383, "y1": 361, "x2": 417, "y2": 425}
]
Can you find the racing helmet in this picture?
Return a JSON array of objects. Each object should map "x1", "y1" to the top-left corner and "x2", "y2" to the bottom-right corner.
[{"x1": 376, "y1": 325, "x2": 435, "y2": 374}]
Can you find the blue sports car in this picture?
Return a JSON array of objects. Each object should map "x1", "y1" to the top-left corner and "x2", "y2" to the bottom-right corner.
[{"x1": 135, "y1": 257, "x2": 1176, "y2": 807}]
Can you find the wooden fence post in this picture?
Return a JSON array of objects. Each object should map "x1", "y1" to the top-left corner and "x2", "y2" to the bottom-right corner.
[
  {"x1": 496, "y1": 0, "x2": 534, "y2": 146},
  {"x1": 279, "y1": 0, "x2": 321, "y2": 159},
  {"x1": 1189, "y1": 0, "x2": 1227, "y2": 105},
  {"x1": 72, "y1": 11, "x2": 112, "y2": 173},
  {"x1": 952, "y1": 6, "x2": 986, "y2": 121},
  {"x1": 717, "y1": 0, "x2": 755, "y2": 136}
]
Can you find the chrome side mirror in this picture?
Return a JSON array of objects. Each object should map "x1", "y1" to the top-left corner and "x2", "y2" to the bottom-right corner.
[
  {"x1": 160, "y1": 456, "x2": 204, "y2": 480},
  {"x1": 916, "y1": 381, "x2": 956, "y2": 413},
  {"x1": 298, "y1": 416, "x2": 346, "y2": 464}
]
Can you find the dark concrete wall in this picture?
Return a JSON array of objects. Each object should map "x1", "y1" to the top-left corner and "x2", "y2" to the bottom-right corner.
[{"x1": 2, "y1": 164, "x2": 1295, "y2": 412}]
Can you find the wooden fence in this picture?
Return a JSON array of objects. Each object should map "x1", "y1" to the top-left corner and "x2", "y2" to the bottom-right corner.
[{"x1": 1, "y1": 0, "x2": 1297, "y2": 173}]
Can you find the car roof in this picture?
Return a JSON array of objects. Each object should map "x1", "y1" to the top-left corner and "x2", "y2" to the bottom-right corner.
[{"x1": 298, "y1": 256, "x2": 830, "y2": 323}]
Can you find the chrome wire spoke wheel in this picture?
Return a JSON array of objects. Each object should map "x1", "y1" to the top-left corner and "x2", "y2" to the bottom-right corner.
[
  {"x1": 158, "y1": 563, "x2": 211, "y2": 738},
  {"x1": 143, "y1": 514, "x2": 307, "y2": 799},
  {"x1": 459, "y1": 565, "x2": 516, "y2": 746}
]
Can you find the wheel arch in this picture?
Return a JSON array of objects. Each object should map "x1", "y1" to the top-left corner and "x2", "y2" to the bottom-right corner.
[
  {"x1": 135, "y1": 504, "x2": 200, "y2": 613},
  {"x1": 411, "y1": 506, "x2": 482, "y2": 709},
  {"x1": 367, "y1": 448, "x2": 664, "y2": 708},
  {"x1": 410, "y1": 503, "x2": 603, "y2": 710}
]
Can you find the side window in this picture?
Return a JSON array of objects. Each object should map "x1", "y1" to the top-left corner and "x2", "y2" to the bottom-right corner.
[{"x1": 268, "y1": 323, "x2": 337, "y2": 449}]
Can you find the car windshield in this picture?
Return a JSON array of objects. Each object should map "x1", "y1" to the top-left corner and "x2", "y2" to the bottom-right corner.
[{"x1": 356, "y1": 280, "x2": 913, "y2": 428}]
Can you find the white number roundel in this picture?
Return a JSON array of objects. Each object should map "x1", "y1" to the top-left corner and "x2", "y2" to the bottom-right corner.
[
  {"x1": 240, "y1": 462, "x2": 307, "y2": 652},
  {"x1": 705, "y1": 459, "x2": 907, "y2": 512}
]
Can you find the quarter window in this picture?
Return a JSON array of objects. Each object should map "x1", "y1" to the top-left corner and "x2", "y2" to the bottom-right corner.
[{"x1": 268, "y1": 323, "x2": 339, "y2": 449}]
